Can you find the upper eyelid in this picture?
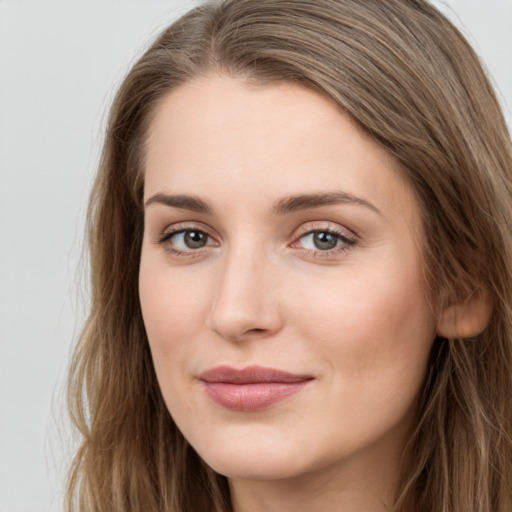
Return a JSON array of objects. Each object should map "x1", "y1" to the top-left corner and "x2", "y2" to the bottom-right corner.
[
  {"x1": 160, "y1": 221, "x2": 215, "y2": 237},
  {"x1": 292, "y1": 221, "x2": 357, "y2": 240},
  {"x1": 160, "y1": 227, "x2": 212, "y2": 242}
]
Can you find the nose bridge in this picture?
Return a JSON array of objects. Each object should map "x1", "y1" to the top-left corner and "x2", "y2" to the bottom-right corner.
[{"x1": 207, "y1": 239, "x2": 280, "y2": 340}]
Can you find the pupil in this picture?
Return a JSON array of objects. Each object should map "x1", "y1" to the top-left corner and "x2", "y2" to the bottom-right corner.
[
  {"x1": 313, "y1": 232, "x2": 338, "y2": 250},
  {"x1": 184, "y1": 231, "x2": 207, "y2": 249}
]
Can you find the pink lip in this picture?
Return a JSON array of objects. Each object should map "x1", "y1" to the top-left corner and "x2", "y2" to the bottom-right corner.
[{"x1": 199, "y1": 365, "x2": 313, "y2": 412}]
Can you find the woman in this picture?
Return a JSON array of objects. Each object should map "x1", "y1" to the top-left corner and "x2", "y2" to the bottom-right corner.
[{"x1": 66, "y1": 0, "x2": 512, "y2": 510}]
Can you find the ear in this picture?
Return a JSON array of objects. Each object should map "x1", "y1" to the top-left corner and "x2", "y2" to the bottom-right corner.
[{"x1": 436, "y1": 290, "x2": 493, "y2": 339}]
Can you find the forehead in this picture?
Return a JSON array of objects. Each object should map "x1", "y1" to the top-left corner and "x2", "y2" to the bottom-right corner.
[{"x1": 144, "y1": 74, "x2": 419, "y2": 226}]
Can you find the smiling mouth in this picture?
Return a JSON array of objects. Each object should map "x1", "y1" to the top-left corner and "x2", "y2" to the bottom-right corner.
[{"x1": 199, "y1": 365, "x2": 313, "y2": 412}]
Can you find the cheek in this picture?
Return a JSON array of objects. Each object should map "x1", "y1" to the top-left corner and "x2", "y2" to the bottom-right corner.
[
  {"x1": 289, "y1": 256, "x2": 435, "y2": 386},
  {"x1": 138, "y1": 251, "x2": 210, "y2": 370},
  {"x1": 139, "y1": 256, "x2": 214, "y2": 425},
  {"x1": 283, "y1": 263, "x2": 436, "y2": 458}
]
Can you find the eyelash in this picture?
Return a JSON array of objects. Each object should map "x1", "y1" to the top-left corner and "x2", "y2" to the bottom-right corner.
[
  {"x1": 291, "y1": 225, "x2": 356, "y2": 258},
  {"x1": 157, "y1": 223, "x2": 218, "y2": 258},
  {"x1": 156, "y1": 223, "x2": 356, "y2": 259}
]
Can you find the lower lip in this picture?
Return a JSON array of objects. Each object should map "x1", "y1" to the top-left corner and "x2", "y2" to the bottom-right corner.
[{"x1": 203, "y1": 381, "x2": 309, "y2": 412}]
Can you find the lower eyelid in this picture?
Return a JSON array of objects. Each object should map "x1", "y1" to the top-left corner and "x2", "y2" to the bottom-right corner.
[{"x1": 294, "y1": 241, "x2": 356, "y2": 260}]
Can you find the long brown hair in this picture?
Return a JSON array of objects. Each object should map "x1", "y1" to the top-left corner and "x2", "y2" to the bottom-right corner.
[{"x1": 67, "y1": 1, "x2": 512, "y2": 510}]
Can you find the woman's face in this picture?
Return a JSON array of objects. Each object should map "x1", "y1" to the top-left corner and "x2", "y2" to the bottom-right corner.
[{"x1": 139, "y1": 75, "x2": 437, "y2": 486}]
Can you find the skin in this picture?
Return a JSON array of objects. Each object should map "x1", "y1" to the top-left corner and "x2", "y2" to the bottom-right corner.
[{"x1": 139, "y1": 74, "x2": 438, "y2": 512}]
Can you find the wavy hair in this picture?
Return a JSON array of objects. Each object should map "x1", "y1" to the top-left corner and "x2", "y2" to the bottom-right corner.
[{"x1": 67, "y1": 0, "x2": 512, "y2": 510}]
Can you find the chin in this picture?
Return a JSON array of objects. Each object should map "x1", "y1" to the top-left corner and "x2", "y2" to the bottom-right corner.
[
  {"x1": 205, "y1": 454, "x2": 307, "y2": 481},
  {"x1": 189, "y1": 427, "x2": 312, "y2": 481}
]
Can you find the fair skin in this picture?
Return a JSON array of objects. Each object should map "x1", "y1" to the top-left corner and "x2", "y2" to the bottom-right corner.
[{"x1": 139, "y1": 74, "x2": 439, "y2": 512}]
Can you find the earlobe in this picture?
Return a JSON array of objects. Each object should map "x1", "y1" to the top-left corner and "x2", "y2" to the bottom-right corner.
[{"x1": 436, "y1": 290, "x2": 493, "y2": 339}]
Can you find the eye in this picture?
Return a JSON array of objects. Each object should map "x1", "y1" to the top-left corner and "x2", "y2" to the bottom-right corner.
[
  {"x1": 291, "y1": 226, "x2": 356, "y2": 255},
  {"x1": 158, "y1": 226, "x2": 218, "y2": 256},
  {"x1": 171, "y1": 230, "x2": 210, "y2": 249},
  {"x1": 300, "y1": 231, "x2": 344, "y2": 251}
]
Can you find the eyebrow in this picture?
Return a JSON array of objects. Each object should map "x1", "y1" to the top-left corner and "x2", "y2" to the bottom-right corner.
[
  {"x1": 271, "y1": 191, "x2": 382, "y2": 216},
  {"x1": 144, "y1": 193, "x2": 213, "y2": 214},
  {"x1": 144, "y1": 190, "x2": 382, "y2": 217}
]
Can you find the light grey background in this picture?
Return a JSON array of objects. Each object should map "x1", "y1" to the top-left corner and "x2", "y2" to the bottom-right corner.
[{"x1": 0, "y1": 1, "x2": 510, "y2": 511}]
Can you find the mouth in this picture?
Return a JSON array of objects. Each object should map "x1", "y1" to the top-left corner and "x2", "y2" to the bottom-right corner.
[{"x1": 199, "y1": 365, "x2": 313, "y2": 412}]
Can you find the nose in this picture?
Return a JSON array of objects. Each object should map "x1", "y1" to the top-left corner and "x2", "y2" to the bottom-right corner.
[{"x1": 206, "y1": 245, "x2": 283, "y2": 342}]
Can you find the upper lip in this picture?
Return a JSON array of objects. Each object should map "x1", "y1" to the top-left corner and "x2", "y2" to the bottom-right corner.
[{"x1": 199, "y1": 365, "x2": 313, "y2": 384}]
